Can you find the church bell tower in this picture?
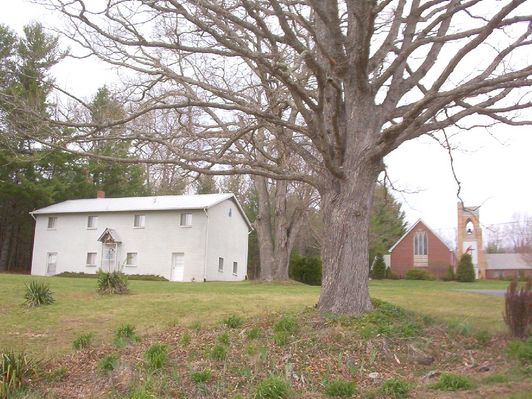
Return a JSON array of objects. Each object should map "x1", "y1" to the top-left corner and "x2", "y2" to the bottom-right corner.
[{"x1": 457, "y1": 203, "x2": 486, "y2": 279}]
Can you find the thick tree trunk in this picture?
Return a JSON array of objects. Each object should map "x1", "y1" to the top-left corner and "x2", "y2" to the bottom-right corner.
[
  {"x1": 254, "y1": 176, "x2": 275, "y2": 281},
  {"x1": 253, "y1": 176, "x2": 306, "y2": 281},
  {"x1": 317, "y1": 163, "x2": 381, "y2": 314},
  {"x1": 0, "y1": 222, "x2": 13, "y2": 273},
  {"x1": 271, "y1": 180, "x2": 290, "y2": 280}
]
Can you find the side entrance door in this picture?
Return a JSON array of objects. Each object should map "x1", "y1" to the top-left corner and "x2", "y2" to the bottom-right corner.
[{"x1": 171, "y1": 253, "x2": 185, "y2": 281}]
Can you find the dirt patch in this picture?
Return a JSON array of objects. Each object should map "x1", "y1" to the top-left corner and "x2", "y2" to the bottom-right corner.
[{"x1": 29, "y1": 304, "x2": 530, "y2": 398}]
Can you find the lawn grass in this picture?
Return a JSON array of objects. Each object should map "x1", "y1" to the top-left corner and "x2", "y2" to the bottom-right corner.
[
  {"x1": 368, "y1": 279, "x2": 508, "y2": 334},
  {"x1": 0, "y1": 274, "x2": 509, "y2": 356}
]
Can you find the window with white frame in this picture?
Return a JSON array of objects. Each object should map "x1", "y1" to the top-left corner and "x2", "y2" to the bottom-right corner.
[
  {"x1": 46, "y1": 252, "x2": 57, "y2": 275},
  {"x1": 180, "y1": 213, "x2": 192, "y2": 227},
  {"x1": 218, "y1": 257, "x2": 224, "y2": 272},
  {"x1": 126, "y1": 252, "x2": 138, "y2": 266},
  {"x1": 86, "y1": 252, "x2": 97, "y2": 266},
  {"x1": 232, "y1": 261, "x2": 238, "y2": 275},
  {"x1": 47, "y1": 216, "x2": 57, "y2": 229},
  {"x1": 133, "y1": 214, "x2": 145, "y2": 228},
  {"x1": 87, "y1": 215, "x2": 98, "y2": 229},
  {"x1": 414, "y1": 231, "x2": 428, "y2": 256}
]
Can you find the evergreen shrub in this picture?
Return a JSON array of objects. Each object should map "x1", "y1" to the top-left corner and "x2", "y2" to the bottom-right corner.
[
  {"x1": 456, "y1": 254, "x2": 476, "y2": 282},
  {"x1": 443, "y1": 265, "x2": 455, "y2": 281},
  {"x1": 289, "y1": 254, "x2": 322, "y2": 285},
  {"x1": 371, "y1": 255, "x2": 386, "y2": 280},
  {"x1": 405, "y1": 269, "x2": 434, "y2": 280}
]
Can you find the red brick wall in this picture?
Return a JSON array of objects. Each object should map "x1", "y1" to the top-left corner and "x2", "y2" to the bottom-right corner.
[
  {"x1": 390, "y1": 221, "x2": 454, "y2": 278},
  {"x1": 486, "y1": 269, "x2": 532, "y2": 279}
]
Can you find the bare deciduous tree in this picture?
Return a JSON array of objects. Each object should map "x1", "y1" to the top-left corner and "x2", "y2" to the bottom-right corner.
[{"x1": 12, "y1": 0, "x2": 532, "y2": 313}]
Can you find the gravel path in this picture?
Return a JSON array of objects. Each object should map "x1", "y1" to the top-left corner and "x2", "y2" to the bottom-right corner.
[{"x1": 459, "y1": 289, "x2": 506, "y2": 297}]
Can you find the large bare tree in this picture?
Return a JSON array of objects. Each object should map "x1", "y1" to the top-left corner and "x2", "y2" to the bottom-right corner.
[{"x1": 17, "y1": 0, "x2": 532, "y2": 313}]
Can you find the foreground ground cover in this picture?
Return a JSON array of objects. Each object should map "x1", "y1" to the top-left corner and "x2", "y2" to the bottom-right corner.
[
  {"x1": 7, "y1": 299, "x2": 532, "y2": 398},
  {"x1": 0, "y1": 274, "x2": 509, "y2": 356}
]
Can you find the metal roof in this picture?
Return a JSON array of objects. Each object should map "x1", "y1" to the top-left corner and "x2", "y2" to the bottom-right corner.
[
  {"x1": 31, "y1": 193, "x2": 252, "y2": 229},
  {"x1": 485, "y1": 253, "x2": 532, "y2": 270}
]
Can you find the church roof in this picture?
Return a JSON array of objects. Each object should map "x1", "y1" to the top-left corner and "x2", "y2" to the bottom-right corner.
[
  {"x1": 388, "y1": 219, "x2": 453, "y2": 253},
  {"x1": 485, "y1": 253, "x2": 532, "y2": 270}
]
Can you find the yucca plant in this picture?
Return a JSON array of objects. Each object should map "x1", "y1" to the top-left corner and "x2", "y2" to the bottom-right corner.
[
  {"x1": 144, "y1": 343, "x2": 168, "y2": 370},
  {"x1": 97, "y1": 269, "x2": 129, "y2": 295},
  {"x1": 24, "y1": 281, "x2": 54, "y2": 307},
  {"x1": 73, "y1": 333, "x2": 94, "y2": 350},
  {"x1": 1, "y1": 351, "x2": 35, "y2": 398},
  {"x1": 114, "y1": 324, "x2": 140, "y2": 347}
]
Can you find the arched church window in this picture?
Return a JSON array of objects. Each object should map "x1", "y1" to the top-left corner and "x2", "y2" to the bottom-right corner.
[{"x1": 414, "y1": 231, "x2": 428, "y2": 255}]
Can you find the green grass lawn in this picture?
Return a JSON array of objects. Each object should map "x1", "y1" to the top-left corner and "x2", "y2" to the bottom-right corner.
[{"x1": 0, "y1": 274, "x2": 509, "y2": 357}]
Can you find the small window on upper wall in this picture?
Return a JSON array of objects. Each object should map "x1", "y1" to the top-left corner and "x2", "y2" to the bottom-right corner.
[
  {"x1": 87, "y1": 216, "x2": 98, "y2": 229},
  {"x1": 232, "y1": 261, "x2": 238, "y2": 275},
  {"x1": 133, "y1": 214, "x2": 145, "y2": 228},
  {"x1": 180, "y1": 213, "x2": 192, "y2": 227},
  {"x1": 126, "y1": 252, "x2": 137, "y2": 266},
  {"x1": 86, "y1": 252, "x2": 97, "y2": 266},
  {"x1": 218, "y1": 257, "x2": 224, "y2": 272},
  {"x1": 228, "y1": 208, "x2": 232, "y2": 217},
  {"x1": 47, "y1": 217, "x2": 57, "y2": 229}
]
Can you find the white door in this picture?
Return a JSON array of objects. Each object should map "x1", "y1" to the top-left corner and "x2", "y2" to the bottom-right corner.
[
  {"x1": 46, "y1": 252, "x2": 57, "y2": 275},
  {"x1": 171, "y1": 253, "x2": 185, "y2": 281},
  {"x1": 104, "y1": 244, "x2": 117, "y2": 272}
]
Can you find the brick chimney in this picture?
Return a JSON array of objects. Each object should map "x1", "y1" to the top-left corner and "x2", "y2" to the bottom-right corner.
[{"x1": 96, "y1": 191, "x2": 106, "y2": 199}]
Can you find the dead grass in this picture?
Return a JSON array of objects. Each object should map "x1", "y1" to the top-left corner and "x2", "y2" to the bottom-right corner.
[{"x1": 23, "y1": 301, "x2": 531, "y2": 399}]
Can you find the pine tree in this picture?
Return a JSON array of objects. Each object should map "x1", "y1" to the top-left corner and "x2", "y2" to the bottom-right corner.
[
  {"x1": 195, "y1": 174, "x2": 218, "y2": 194},
  {"x1": 87, "y1": 86, "x2": 147, "y2": 197},
  {"x1": 0, "y1": 23, "x2": 95, "y2": 272},
  {"x1": 372, "y1": 254, "x2": 386, "y2": 280},
  {"x1": 456, "y1": 254, "x2": 476, "y2": 282},
  {"x1": 369, "y1": 185, "x2": 407, "y2": 266}
]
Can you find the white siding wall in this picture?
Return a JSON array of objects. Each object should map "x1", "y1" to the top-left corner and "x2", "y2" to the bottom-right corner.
[
  {"x1": 31, "y1": 210, "x2": 208, "y2": 281},
  {"x1": 205, "y1": 199, "x2": 249, "y2": 281}
]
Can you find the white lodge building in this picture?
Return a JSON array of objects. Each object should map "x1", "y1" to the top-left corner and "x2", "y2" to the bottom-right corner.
[{"x1": 30, "y1": 193, "x2": 251, "y2": 281}]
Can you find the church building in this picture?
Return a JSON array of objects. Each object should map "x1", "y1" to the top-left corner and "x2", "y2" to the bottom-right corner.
[
  {"x1": 384, "y1": 203, "x2": 532, "y2": 279},
  {"x1": 385, "y1": 219, "x2": 456, "y2": 278}
]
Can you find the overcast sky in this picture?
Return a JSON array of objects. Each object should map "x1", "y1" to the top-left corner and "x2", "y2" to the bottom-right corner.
[{"x1": 1, "y1": 0, "x2": 531, "y2": 246}]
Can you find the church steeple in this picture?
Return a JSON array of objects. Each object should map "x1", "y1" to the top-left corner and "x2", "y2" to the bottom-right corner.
[{"x1": 457, "y1": 203, "x2": 486, "y2": 278}]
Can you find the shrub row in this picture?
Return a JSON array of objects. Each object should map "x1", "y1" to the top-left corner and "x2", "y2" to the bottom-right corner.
[
  {"x1": 290, "y1": 253, "x2": 480, "y2": 283},
  {"x1": 56, "y1": 271, "x2": 168, "y2": 281}
]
